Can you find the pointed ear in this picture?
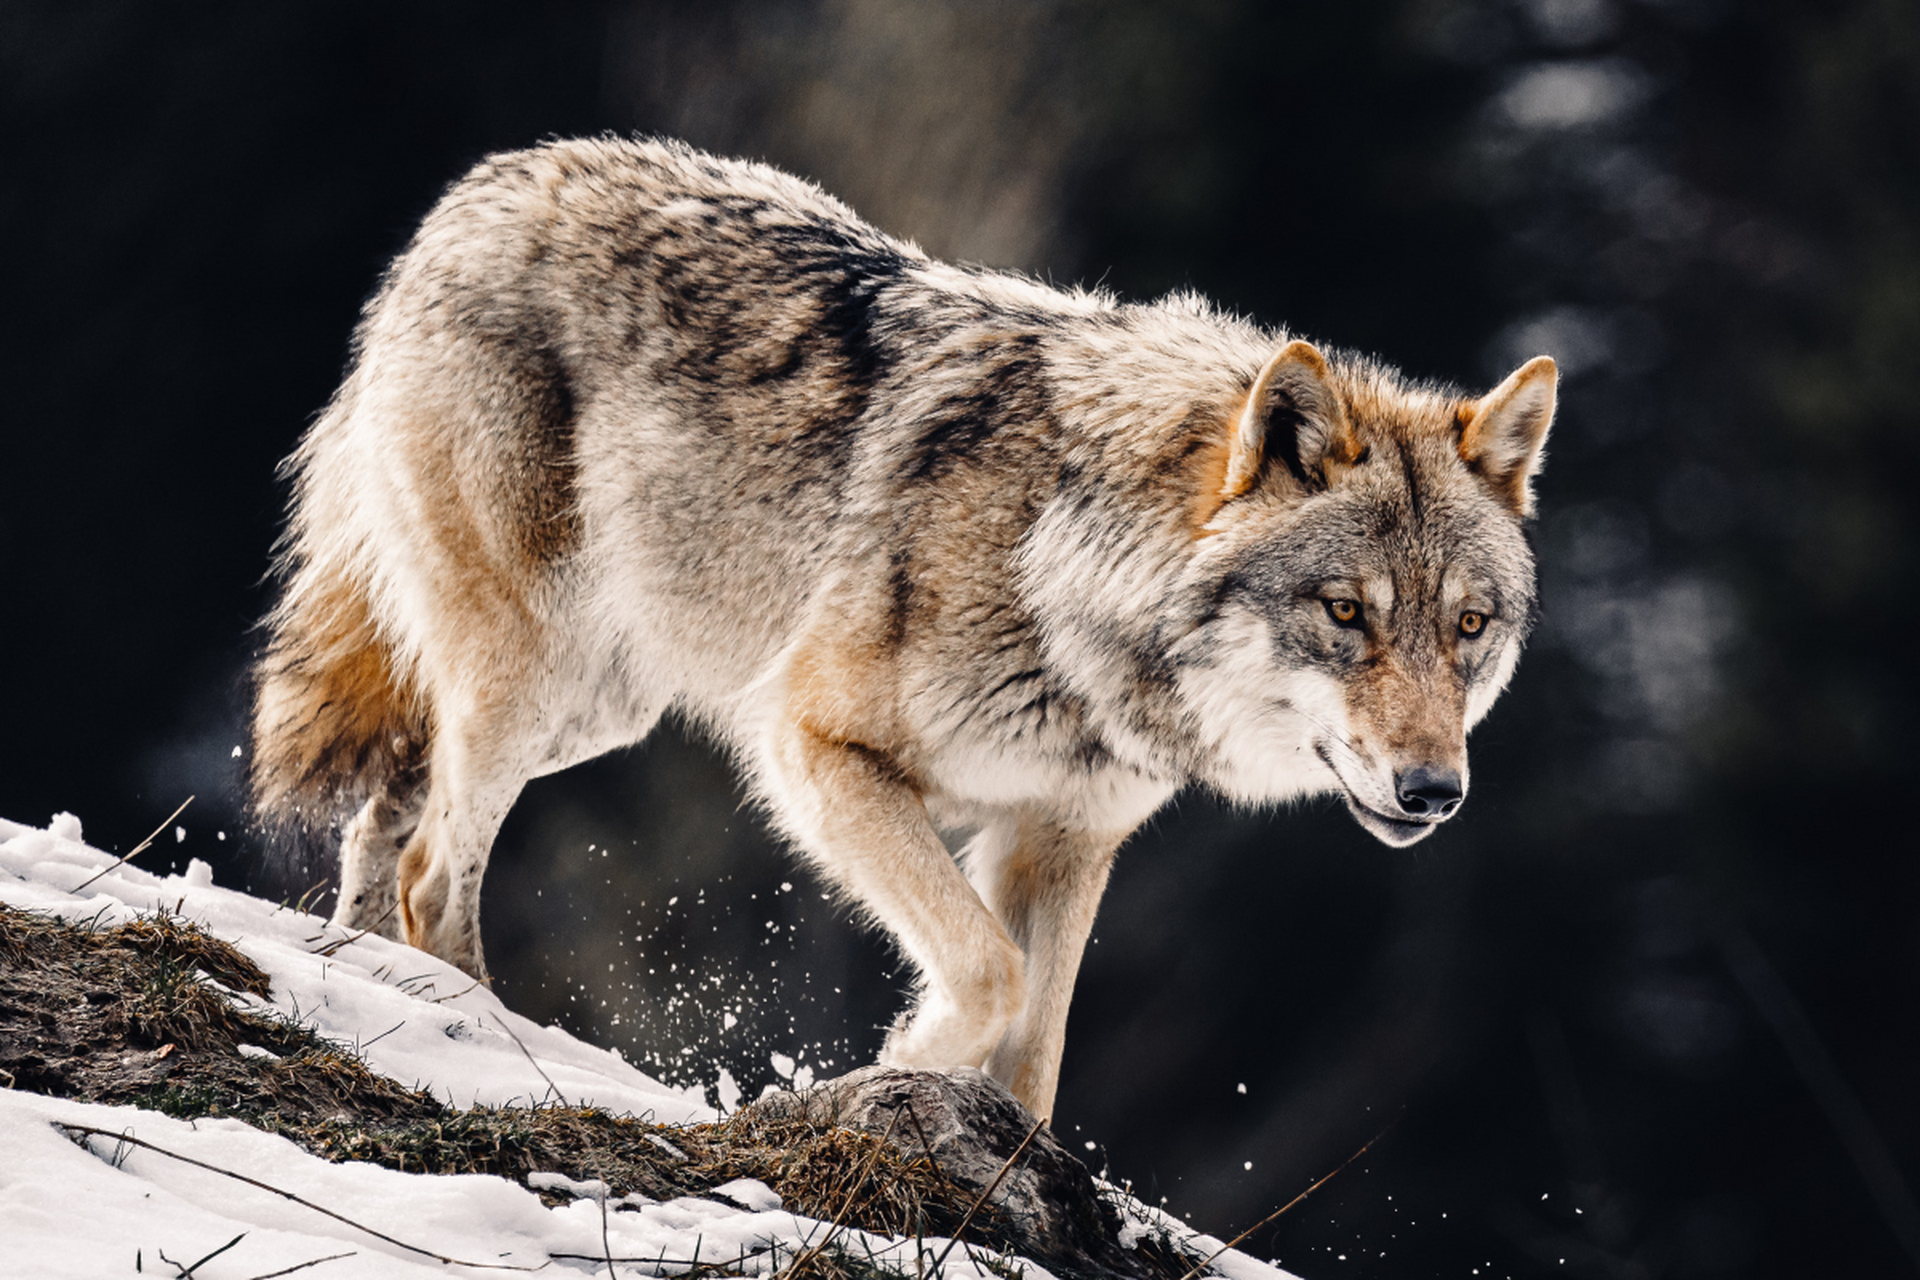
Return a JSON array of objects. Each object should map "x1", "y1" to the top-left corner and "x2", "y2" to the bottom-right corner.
[
  {"x1": 1222, "y1": 340, "x2": 1361, "y2": 499},
  {"x1": 1459, "y1": 356, "x2": 1556, "y2": 516}
]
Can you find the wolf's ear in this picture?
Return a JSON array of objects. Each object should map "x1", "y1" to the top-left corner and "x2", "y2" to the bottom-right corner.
[
  {"x1": 1223, "y1": 340, "x2": 1361, "y2": 499},
  {"x1": 1459, "y1": 356, "x2": 1556, "y2": 517}
]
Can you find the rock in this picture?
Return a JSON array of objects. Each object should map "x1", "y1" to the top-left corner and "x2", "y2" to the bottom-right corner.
[{"x1": 749, "y1": 1064, "x2": 1155, "y2": 1278}]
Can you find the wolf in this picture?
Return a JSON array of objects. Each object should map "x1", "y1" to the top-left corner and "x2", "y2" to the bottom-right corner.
[{"x1": 251, "y1": 136, "x2": 1554, "y2": 1119}]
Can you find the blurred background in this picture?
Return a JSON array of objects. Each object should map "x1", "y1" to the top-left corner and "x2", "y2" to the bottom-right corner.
[{"x1": 2, "y1": 1, "x2": 1916, "y2": 1276}]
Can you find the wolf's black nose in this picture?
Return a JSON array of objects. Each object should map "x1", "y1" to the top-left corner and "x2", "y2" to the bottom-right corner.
[{"x1": 1395, "y1": 766, "x2": 1463, "y2": 818}]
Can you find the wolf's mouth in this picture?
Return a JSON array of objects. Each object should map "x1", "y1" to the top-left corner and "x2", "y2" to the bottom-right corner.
[
  {"x1": 1341, "y1": 795, "x2": 1444, "y2": 847},
  {"x1": 1314, "y1": 743, "x2": 1448, "y2": 848}
]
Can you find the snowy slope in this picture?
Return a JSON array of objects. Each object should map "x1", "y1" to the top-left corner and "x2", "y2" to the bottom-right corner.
[{"x1": 0, "y1": 814, "x2": 1303, "y2": 1280}]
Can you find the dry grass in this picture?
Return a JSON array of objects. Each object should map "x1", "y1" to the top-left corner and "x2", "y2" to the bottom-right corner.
[
  {"x1": 0, "y1": 904, "x2": 1069, "y2": 1272},
  {"x1": 0, "y1": 902, "x2": 436, "y2": 1121},
  {"x1": 4, "y1": 903, "x2": 1220, "y2": 1279}
]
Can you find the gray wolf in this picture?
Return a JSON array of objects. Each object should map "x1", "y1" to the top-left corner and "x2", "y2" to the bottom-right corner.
[{"x1": 251, "y1": 136, "x2": 1554, "y2": 1119}]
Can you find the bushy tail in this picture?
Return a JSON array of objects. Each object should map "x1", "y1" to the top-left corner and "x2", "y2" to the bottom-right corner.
[{"x1": 250, "y1": 560, "x2": 427, "y2": 874}]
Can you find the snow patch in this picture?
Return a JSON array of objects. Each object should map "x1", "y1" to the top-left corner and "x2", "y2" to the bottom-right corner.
[
  {"x1": 712, "y1": 1177, "x2": 784, "y2": 1212},
  {"x1": 0, "y1": 814, "x2": 1306, "y2": 1280}
]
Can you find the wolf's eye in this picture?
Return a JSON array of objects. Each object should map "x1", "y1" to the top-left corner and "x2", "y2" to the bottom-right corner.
[
  {"x1": 1458, "y1": 610, "x2": 1487, "y2": 637},
  {"x1": 1326, "y1": 598, "x2": 1363, "y2": 628}
]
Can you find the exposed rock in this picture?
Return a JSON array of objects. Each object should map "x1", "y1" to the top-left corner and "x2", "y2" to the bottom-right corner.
[{"x1": 750, "y1": 1063, "x2": 1156, "y2": 1278}]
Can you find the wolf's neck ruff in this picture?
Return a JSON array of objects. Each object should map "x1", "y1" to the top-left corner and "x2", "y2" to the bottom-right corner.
[{"x1": 251, "y1": 136, "x2": 1553, "y2": 1120}]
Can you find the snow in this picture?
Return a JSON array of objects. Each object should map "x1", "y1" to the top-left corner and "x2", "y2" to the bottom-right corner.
[
  {"x1": 0, "y1": 814, "x2": 706, "y2": 1119},
  {"x1": 711, "y1": 1178, "x2": 785, "y2": 1212},
  {"x1": 0, "y1": 814, "x2": 1307, "y2": 1280}
]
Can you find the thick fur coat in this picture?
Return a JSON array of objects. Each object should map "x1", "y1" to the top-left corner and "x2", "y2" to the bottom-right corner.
[{"x1": 253, "y1": 136, "x2": 1555, "y2": 1117}]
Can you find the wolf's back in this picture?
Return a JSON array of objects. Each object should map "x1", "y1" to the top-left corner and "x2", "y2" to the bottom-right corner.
[{"x1": 244, "y1": 133, "x2": 1198, "y2": 860}]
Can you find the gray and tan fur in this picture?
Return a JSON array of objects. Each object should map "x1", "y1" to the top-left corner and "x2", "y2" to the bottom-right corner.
[{"x1": 253, "y1": 136, "x2": 1555, "y2": 1119}]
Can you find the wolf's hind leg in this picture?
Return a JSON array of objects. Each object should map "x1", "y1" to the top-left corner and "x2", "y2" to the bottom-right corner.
[
  {"x1": 332, "y1": 774, "x2": 427, "y2": 940},
  {"x1": 388, "y1": 695, "x2": 538, "y2": 980},
  {"x1": 761, "y1": 720, "x2": 1027, "y2": 1074},
  {"x1": 968, "y1": 814, "x2": 1125, "y2": 1120},
  {"x1": 396, "y1": 664, "x2": 667, "y2": 979}
]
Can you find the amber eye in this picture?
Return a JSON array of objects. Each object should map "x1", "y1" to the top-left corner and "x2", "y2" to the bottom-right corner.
[
  {"x1": 1459, "y1": 610, "x2": 1487, "y2": 637},
  {"x1": 1326, "y1": 598, "x2": 1363, "y2": 627}
]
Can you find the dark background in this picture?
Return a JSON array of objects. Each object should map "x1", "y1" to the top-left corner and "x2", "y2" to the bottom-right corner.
[{"x1": 3, "y1": 2, "x2": 1916, "y2": 1277}]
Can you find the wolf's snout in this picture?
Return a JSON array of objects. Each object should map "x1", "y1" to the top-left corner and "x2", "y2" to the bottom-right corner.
[{"x1": 1394, "y1": 766, "x2": 1463, "y2": 819}]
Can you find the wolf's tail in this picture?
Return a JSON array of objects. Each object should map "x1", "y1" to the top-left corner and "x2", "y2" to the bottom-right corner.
[{"x1": 250, "y1": 555, "x2": 428, "y2": 869}]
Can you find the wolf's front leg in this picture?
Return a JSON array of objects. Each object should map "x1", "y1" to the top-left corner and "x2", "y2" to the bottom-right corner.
[
  {"x1": 762, "y1": 717, "x2": 1027, "y2": 1073},
  {"x1": 966, "y1": 814, "x2": 1125, "y2": 1120}
]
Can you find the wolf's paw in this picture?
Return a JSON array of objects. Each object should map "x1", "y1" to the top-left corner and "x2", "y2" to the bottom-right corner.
[{"x1": 882, "y1": 940, "x2": 1026, "y2": 1070}]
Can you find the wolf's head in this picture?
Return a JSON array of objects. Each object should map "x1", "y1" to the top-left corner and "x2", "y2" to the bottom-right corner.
[{"x1": 1179, "y1": 341, "x2": 1554, "y2": 846}]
